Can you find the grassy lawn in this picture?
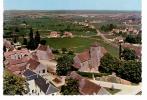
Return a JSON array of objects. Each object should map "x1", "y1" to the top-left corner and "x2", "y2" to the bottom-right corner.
[
  {"x1": 105, "y1": 88, "x2": 121, "y2": 95},
  {"x1": 44, "y1": 36, "x2": 119, "y2": 57},
  {"x1": 44, "y1": 37, "x2": 96, "y2": 53}
]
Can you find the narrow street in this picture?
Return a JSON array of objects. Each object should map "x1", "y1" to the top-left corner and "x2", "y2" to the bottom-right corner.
[{"x1": 89, "y1": 79, "x2": 141, "y2": 95}]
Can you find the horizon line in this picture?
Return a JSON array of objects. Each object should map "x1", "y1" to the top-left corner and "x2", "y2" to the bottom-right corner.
[{"x1": 4, "y1": 9, "x2": 141, "y2": 12}]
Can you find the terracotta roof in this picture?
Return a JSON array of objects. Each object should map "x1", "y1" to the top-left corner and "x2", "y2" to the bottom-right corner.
[
  {"x1": 79, "y1": 79, "x2": 101, "y2": 95},
  {"x1": 69, "y1": 71, "x2": 102, "y2": 95},
  {"x1": 4, "y1": 49, "x2": 29, "y2": 59},
  {"x1": 37, "y1": 45, "x2": 48, "y2": 51},
  {"x1": 101, "y1": 47, "x2": 107, "y2": 54},
  {"x1": 52, "y1": 78, "x2": 62, "y2": 84},
  {"x1": 70, "y1": 71, "x2": 83, "y2": 81},
  {"x1": 77, "y1": 50, "x2": 90, "y2": 62},
  {"x1": 6, "y1": 65, "x2": 26, "y2": 75},
  {"x1": 28, "y1": 59, "x2": 40, "y2": 70},
  {"x1": 8, "y1": 57, "x2": 29, "y2": 65},
  {"x1": 73, "y1": 63, "x2": 81, "y2": 69}
]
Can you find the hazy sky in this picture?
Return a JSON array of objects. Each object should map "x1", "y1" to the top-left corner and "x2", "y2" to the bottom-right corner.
[{"x1": 4, "y1": 0, "x2": 141, "y2": 11}]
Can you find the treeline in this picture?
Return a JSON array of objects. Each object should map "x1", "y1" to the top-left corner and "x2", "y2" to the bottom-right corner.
[
  {"x1": 125, "y1": 34, "x2": 141, "y2": 44},
  {"x1": 100, "y1": 24, "x2": 117, "y2": 32},
  {"x1": 99, "y1": 48, "x2": 141, "y2": 83}
]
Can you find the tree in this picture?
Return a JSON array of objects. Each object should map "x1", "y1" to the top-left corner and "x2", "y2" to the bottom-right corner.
[
  {"x1": 29, "y1": 28, "x2": 33, "y2": 40},
  {"x1": 27, "y1": 38, "x2": 37, "y2": 50},
  {"x1": 61, "y1": 48, "x2": 67, "y2": 54},
  {"x1": 27, "y1": 28, "x2": 37, "y2": 50},
  {"x1": 56, "y1": 54, "x2": 75, "y2": 76},
  {"x1": 60, "y1": 78, "x2": 79, "y2": 95},
  {"x1": 68, "y1": 50, "x2": 74, "y2": 55},
  {"x1": 15, "y1": 27, "x2": 20, "y2": 32},
  {"x1": 35, "y1": 30, "x2": 40, "y2": 46},
  {"x1": 40, "y1": 40, "x2": 46, "y2": 45},
  {"x1": 22, "y1": 38, "x2": 28, "y2": 46},
  {"x1": 120, "y1": 61, "x2": 141, "y2": 83},
  {"x1": 13, "y1": 37, "x2": 17, "y2": 43},
  {"x1": 125, "y1": 35, "x2": 136, "y2": 43},
  {"x1": 99, "y1": 53, "x2": 121, "y2": 74},
  {"x1": 122, "y1": 48, "x2": 136, "y2": 60},
  {"x1": 3, "y1": 70, "x2": 28, "y2": 95}
]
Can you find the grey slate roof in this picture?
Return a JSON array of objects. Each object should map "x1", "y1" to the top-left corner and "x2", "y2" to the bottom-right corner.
[
  {"x1": 23, "y1": 69, "x2": 38, "y2": 81},
  {"x1": 34, "y1": 75, "x2": 59, "y2": 95}
]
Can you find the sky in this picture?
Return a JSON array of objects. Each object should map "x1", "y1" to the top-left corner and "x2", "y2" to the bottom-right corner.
[{"x1": 4, "y1": 0, "x2": 141, "y2": 11}]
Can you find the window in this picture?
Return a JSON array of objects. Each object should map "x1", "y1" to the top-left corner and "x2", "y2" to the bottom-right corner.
[
  {"x1": 32, "y1": 90, "x2": 34, "y2": 93},
  {"x1": 42, "y1": 69, "x2": 45, "y2": 73}
]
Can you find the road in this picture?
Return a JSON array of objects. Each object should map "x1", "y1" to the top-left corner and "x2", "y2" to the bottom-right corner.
[{"x1": 89, "y1": 79, "x2": 141, "y2": 95}]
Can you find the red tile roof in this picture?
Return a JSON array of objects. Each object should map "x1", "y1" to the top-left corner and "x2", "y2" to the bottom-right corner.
[
  {"x1": 6, "y1": 64, "x2": 26, "y2": 75},
  {"x1": 70, "y1": 71, "x2": 102, "y2": 95},
  {"x1": 79, "y1": 79, "x2": 101, "y2": 95},
  {"x1": 28, "y1": 59, "x2": 40, "y2": 70},
  {"x1": 77, "y1": 50, "x2": 90, "y2": 62},
  {"x1": 70, "y1": 71, "x2": 83, "y2": 81},
  {"x1": 101, "y1": 47, "x2": 107, "y2": 54},
  {"x1": 8, "y1": 57, "x2": 29, "y2": 65}
]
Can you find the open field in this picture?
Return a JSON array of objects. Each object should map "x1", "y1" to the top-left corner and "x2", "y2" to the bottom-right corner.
[{"x1": 44, "y1": 36, "x2": 119, "y2": 57}]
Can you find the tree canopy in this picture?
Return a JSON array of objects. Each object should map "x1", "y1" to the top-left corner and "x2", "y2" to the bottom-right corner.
[
  {"x1": 3, "y1": 70, "x2": 28, "y2": 95},
  {"x1": 122, "y1": 48, "x2": 137, "y2": 60},
  {"x1": 99, "y1": 53, "x2": 142, "y2": 83},
  {"x1": 99, "y1": 53, "x2": 121, "y2": 74},
  {"x1": 56, "y1": 54, "x2": 77, "y2": 76},
  {"x1": 60, "y1": 78, "x2": 79, "y2": 95},
  {"x1": 120, "y1": 61, "x2": 141, "y2": 83}
]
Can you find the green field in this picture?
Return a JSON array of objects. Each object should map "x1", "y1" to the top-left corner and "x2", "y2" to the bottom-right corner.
[
  {"x1": 44, "y1": 36, "x2": 119, "y2": 57},
  {"x1": 4, "y1": 17, "x2": 97, "y2": 36}
]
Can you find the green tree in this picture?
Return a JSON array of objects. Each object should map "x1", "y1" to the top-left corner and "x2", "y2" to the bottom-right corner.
[
  {"x1": 120, "y1": 61, "x2": 141, "y2": 83},
  {"x1": 3, "y1": 70, "x2": 28, "y2": 95},
  {"x1": 60, "y1": 78, "x2": 79, "y2": 95},
  {"x1": 22, "y1": 37, "x2": 28, "y2": 46},
  {"x1": 27, "y1": 38, "x2": 37, "y2": 50},
  {"x1": 99, "y1": 53, "x2": 121, "y2": 74},
  {"x1": 56, "y1": 54, "x2": 76, "y2": 76},
  {"x1": 40, "y1": 40, "x2": 46, "y2": 45},
  {"x1": 61, "y1": 48, "x2": 67, "y2": 54},
  {"x1": 35, "y1": 30, "x2": 41, "y2": 46},
  {"x1": 27, "y1": 28, "x2": 37, "y2": 50},
  {"x1": 122, "y1": 48, "x2": 136, "y2": 60},
  {"x1": 29, "y1": 28, "x2": 33, "y2": 40}
]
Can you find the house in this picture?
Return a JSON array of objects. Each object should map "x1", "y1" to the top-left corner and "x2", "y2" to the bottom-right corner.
[
  {"x1": 36, "y1": 44, "x2": 54, "y2": 60},
  {"x1": 63, "y1": 32, "x2": 73, "y2": 38},
  {"x1": 23, "y1": 69, "x2": 59, "y2": 95},
  {"x1": 6, "y1": 64, "x2": 26, "y2": 75},
  {"x1": 3, "y1": 39, "x2": 14, "y2": 52},
  {"x1": 73, "y1": 43, "x2": 107, "y2": 72},
  {"x1": 4, "y1": 49, "x2": 30, "y2": 68},
  {"x1": 69, "y1": 71, "x2": 110, "y2": 95},
  {"x1": 49, "y1": 31, "x2": 60, "y2": 38},
  {"x1": 27, "y1": 58, "x2": 48, "y2": 76}
]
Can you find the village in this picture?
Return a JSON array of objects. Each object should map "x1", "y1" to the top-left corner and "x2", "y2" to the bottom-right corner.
[{"x1": 3, "y1": 10, "x2": 142, "y2": 95}]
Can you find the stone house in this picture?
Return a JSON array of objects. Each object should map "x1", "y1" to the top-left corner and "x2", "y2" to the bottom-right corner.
[
  {"x1": 23, "y1": 69, "x2": 59, "y2": 95},
  {"x1": 73, "y1": 43, "x2": 107, "y2": 72}
]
